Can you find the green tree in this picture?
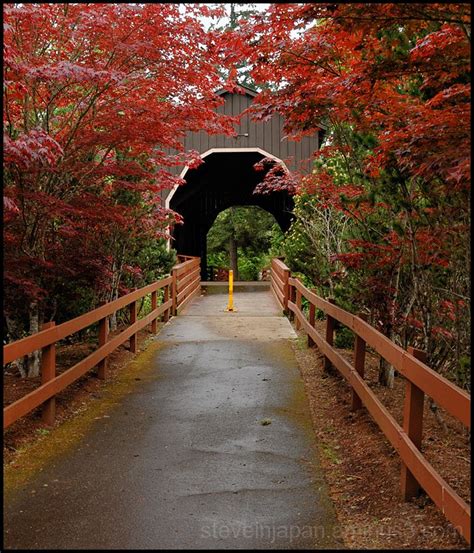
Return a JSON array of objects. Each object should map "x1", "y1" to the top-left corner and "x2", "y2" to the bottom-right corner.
[
  {"x1": 209, "y1": 3, "x2": 259, "y2": 89},
  {"x1": 207, "y1": 206, "x2": 282, "y2": 281}
]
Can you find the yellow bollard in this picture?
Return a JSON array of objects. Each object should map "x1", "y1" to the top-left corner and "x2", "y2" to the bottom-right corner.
[{"x1": 226, "y1": 269, "x2": 234, "y2": 312}]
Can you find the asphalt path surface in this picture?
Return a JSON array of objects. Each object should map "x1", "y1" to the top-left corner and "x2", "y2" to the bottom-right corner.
[{"x1": 4, "y1": 285, "x2": 341, "y2": 549}]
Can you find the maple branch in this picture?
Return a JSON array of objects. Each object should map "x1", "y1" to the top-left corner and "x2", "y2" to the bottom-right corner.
[
  {"x1": 431, "y1": 287, "x2": 470, "y2": 302},
  {"x1": 280, "y1": 48, "x2": 341, "y2": 77}
]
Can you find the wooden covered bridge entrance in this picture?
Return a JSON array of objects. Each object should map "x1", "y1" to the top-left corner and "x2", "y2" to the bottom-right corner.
[{"x1": 161, "y1": 85, "x2": 321, "y2": 279}]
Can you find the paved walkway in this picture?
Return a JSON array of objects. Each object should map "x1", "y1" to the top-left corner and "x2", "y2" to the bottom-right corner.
[{"x1": 4, "y1": 285, "x2": 341, "y2": 549}]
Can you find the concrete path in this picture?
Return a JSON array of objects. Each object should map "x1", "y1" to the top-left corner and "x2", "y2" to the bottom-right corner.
[{"x1": 4, "y1": 285, "x2": 341, "y2": 550}]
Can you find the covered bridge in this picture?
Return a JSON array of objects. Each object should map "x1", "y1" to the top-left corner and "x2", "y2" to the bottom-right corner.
[{"x1": 161, "y1": 85, "x2": 322, "y2": 279}]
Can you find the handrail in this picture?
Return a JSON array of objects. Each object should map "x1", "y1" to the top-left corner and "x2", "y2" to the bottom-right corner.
[
  {"x1": 288, "y1": 277, "x2": 470, "y2": 427},
  {"x1": 4, "y1": 257, "x2": 201, "y2": 430},
  {"x1": 3, "y1": 300, "x2": 172, "y2": 428},
  {"x1": 3, "y1": 277, "x2": 172, "y2": 365},
  {"x1": 171, "y1": 256, "x2": 201, "y2": 314},
  {"x1": 270, "y1": 258, "x2": 471, "y2": 544},
  {"x1": 270, "y1": 258, "x2": 290, "y2": 311}
]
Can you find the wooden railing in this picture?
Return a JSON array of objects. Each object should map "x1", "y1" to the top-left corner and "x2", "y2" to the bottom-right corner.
[
  {"x1": 172, "y1": 256, "x2": 201, "y2": 314},
  {"x1": 270, "y1": 258, "x2": 471, "y2": 544},
  {"x1": 270, "y1": 258, "x2": 290, "y2": 311},
  {"x1": 3, "y1": 257, "x2": 201, "y2": 430},
  {"x1": 176, "y1": 254, "x2": 198, "y2": 263}
]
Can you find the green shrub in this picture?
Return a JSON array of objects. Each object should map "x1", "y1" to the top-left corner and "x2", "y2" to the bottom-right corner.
[{"x1": 334, "y1": 326, "x2": 354, "y2": 349}]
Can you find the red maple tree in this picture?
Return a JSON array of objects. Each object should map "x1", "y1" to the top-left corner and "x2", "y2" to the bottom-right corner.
[
  {"x1": 3, "y1": 3, "x2": 237, "y2": 373},
  {"x1": 236, "y1": 3, "x2": 470, "y2": 385}
]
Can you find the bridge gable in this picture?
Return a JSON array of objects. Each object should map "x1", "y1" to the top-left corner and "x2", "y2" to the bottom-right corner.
[{"x1": 161, "y1": 87, "x2": 320, "y2": 204}]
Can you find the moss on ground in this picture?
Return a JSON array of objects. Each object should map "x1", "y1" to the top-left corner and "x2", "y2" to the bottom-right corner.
[{"x1": 4, "y1": 339, "x2": 163, "y2": 498}]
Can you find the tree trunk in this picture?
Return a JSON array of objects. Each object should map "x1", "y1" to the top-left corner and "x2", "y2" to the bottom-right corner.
[
  {"x1": 109, "y1": 254, "x2": 123, "y2": 332},
  {"x1": 378, "y1": 320, "x2": 395, "y2": 388},
  {"x1": 229, "y1": 233, "x2": 239, "y2": 281},
  {"x1": 378, "y1": 357, "x2": 394, "y2": 388},
  {"x1": 27, "y1": 301, "x2": 41, "y2": 378},
  {"x1": 378, "y1": 257, "x2": 401, "y2": 389},
  {"x1": 5, "y1": 314, "x2": 28, "y2": 378},
  {"x1": 109, "y1": 286, "x2": 119, "y2": 331}
]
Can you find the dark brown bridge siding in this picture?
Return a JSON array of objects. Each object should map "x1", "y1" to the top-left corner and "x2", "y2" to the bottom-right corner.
[{"x1": 160, "y1": 89, "x2": 320, "y2": 203}]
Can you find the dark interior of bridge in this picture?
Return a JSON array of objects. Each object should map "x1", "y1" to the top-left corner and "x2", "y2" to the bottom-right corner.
[{"x1": 169, "y1": 151, "x2": 294, "y2": 280}]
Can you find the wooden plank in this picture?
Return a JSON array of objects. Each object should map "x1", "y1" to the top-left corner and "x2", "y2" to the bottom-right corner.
[
  {"x1": 176, "y1": 281, "x2": 201, "y2": 314},
  {"x1": 288, "y1": 286, "x2": 296, "y2": 322},
  {"x1": 351, "y1": 313, "x2": 367, "y2": 411},
  {"x1": 177, "y1": 262, "x2": 200, "y2": 284},
  {"x1": 272, "y1": 258, "x2": 290, "y2": 273},
  {"x1": 401, "y1": 347, "x2": 426, "y2": 500},
  {"x1": 129, "y1": 300, "x2": 137, "y2": 353},
  {"x1": 292, "y1": 279, "x2": 355, "y2": 329},
  {"x1": 271, "y1": 262, "x2": 285, "y2": 279},
  {"x1": 295, "y1": 289, "x2": 302, "y2": 330},
  {"x1": 172, "y1": 267, "x2": 178, "y2": 315},
  {"x1": 282, "y1": 268, "x2": 290, "y2": 312},
  {"x1": 40, "y1": 321, "x2": 56, "y2": 426},
  {"x1": 162, "y1": 285, "x2": 170, "y2": 323},
  {"x1": 271, "y1": 265, "x2": 285, "y2": 287},
  {"x1": 177, "y1": 275, "x2": 200, "y2": 306},
  {"x1": 400, "y1": 351, "x2": 470, "y2": 429},
  {"x1": 308, "y1": 300, "x2": 316, "y2": 348},
  {"x1": 271, "y1": 281, "x2": 284, "y2": 310},
  {"x1": 271, "y1": 270, "x2": 285, "y2": 295},
  {"x1": 271, "y1": 279, "x2": 285, "y2": 308},
  {"x1": 98, "y1": 314, "x2": 108, "y2": 380},
  {"x1": 324, "y1": 298, "x2": 336, "y2": 372},
  {"x1": 177, "y1": 265, "x2": 201, "y2": 293},
  {"x1": 151, "y1": 291, "x2": 158, "y2": 333},
  {"x1": 174, "y1": 258, "x2": 200, "y2": 277}
]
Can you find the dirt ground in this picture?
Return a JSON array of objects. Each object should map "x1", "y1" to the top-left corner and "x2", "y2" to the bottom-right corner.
[{"x1": 292, "y1": 321, "x2": 470, "y2": 550}]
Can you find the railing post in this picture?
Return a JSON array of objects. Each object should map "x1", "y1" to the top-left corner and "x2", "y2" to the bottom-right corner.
[
  {"x1": 129, "y1": 300, "x2": 137, "y2": 353},
  {"x1": 163, "y1": 285, "x2": 170, "y2": 323},
  {"x1": 151, "y1": 289, "x2": 158, "y2": 333},
  {"x1": 295, "y1": 287, "x2": 302, "y2": 330},
  {"x1": 401, "y1": 346, "x2": 426, "y2": 500},
  {"x1": 172, "y1": 267, "x2": 178, "y2": 316},
  {"x1": 288, "y1": 282, "x2": 296, "y2": 322},
  {"x1": 283, "y1": 267, "x2": 290, "y2": 314},
  {"x1": 351, "y1": 313, "x2": 367, "y2": 411},
  {"x1": 308, "y1": 291, "x2": 316, "y2": 347},
  {"x1": 98, "y1": 307, "x2": 109, "y2": 380},
  {"x1": 324, "y1": 298, "x2": 336, "y2": 372},
  {"x1": 41, "y1": 321, "x2": 56, "y2": 426}
]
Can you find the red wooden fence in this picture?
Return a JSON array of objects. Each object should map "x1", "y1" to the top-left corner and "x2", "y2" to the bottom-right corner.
[
  {"x1": 3, "y1": 257, "x2": 201, "y2": 430},
  {"x1": 270, "y1": 258, "x2": 471, "y2": 544},
  {"x1": 172, "y1": 256, "x2": 201, "y2": 315}
]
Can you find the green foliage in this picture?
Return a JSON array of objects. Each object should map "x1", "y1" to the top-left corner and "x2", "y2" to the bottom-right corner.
[
  {"x1": 208, "y1": 3, "x2": 259, "y2": 89},
  {"x1": 208, "y1": 206, "x2": 279, "y2": 254},
  {"x1": 207, "y1": 206, "x2": 283, "y2": 280},
  {"x1": 334, "y1": 326, "x2": 354, "y2": 350},
  {"x1": 280, "y1": 122, "x2": 470, "y2": 389},
  {"x1": 124, "y1": 238, "x2": 176, "y2": 288},
  {"x1": 52, "y1": 238, "x2": 175, "y2": 328},
  {"x1": 237, "y1": 252, "x2": 263, "y2": 281},
  {"x1": 207, "y1": 251, "x2": 227, "y2": 270}
]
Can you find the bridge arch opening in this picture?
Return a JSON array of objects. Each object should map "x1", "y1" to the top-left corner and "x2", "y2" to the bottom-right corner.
[
  {"x1": 168, "y1": 148, "x2": 294, "y2": 280},
  {"x1": 206, "y1": 205, "x2": 283, "y2": 281}
]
